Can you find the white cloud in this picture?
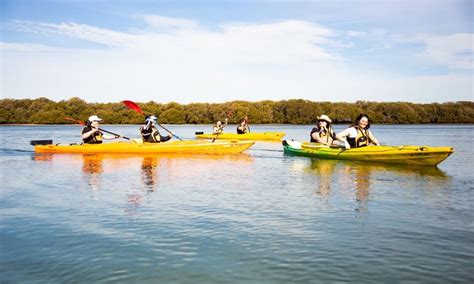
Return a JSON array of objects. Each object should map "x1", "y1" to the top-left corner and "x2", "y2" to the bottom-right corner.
[
  {"x1": 141, "y1": 15, "x2": 198, "y2": 30},
  {"x1": 393, "y1": 33, "x2": 474, "y2": 70},
  {"x1": 0, "y1": 42, "x2": 60, "y2": 52},
  {"x1": 421, "y1": 33, "x2": 473, "y2": 69},
  {"x1": 1, "y1": 17, "x2": 472, "y2": 103},
  {"x1": 10, "y1": 20, "x2": 136, "y2": 47}
]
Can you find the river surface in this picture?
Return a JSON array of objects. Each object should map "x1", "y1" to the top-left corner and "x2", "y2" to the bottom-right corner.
[{"x1": 1, "y1": 124, "x2": 473, "y2": 283}]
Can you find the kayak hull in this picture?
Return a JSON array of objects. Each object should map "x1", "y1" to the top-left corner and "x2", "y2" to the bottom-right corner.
[
  {"x1": 283, "y1": 140, "x2": 453, "y2": 166},
  {"x1": 34, "y1": 140, "x2": 255, "y2": 154},
  {"x1": 196, "y1": 132, "x2": 285, "y2": 141}
]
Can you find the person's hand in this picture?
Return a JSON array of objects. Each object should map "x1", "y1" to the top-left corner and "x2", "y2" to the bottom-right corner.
[{"x1": 344, "y1": 141, "x2": 351, "y2": 149}]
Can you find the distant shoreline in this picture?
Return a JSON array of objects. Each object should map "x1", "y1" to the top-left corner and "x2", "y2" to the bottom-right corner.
[{"x1": 2, "y1": 98, "x2": 473, "y2": 124}]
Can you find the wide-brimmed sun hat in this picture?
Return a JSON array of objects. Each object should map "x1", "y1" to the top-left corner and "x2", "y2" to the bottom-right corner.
[
  {"x1": 317, "y1": 114, "x2": 332, "y2": 123},
  {"x1": 88, "y1": 115, "x2": 102, "y2": 122}
]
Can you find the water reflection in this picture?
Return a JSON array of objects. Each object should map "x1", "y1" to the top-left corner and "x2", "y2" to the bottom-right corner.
[
  {"x1": 32, "y1": 153, "x2": 53, "y2": 162},
  {"x1": 306, "y1": 158, "x2": 450, "y2": 211},
  {"x1": 82, "y1": 155, "x2": 103, "y2": 198},
  {"x1": 141, "y1": 156, "x2": 159, "y2": 192}
]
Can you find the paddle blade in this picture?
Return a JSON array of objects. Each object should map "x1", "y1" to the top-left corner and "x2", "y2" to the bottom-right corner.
[
  {"x1": 64, "y1": 117, "x2": 86, "y2": 125},
  {"x1": 123, "y1": 100, "x2": 144, "y2": 114}
]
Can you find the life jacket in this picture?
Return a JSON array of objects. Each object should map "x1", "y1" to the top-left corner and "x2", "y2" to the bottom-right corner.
[
  {"x1": 347, "y1": 127, "x2": 371, "y2": 148},
  {"x1": 213, "y1": 125, "x2": 224, "y2": 134},
  {"x1": 82, "y1": 126, "x2": 103, "y2": 144},
  {"x1": 237, "y1": 125, "x2": 248, "y2": 134},
  {"x1": 140, "y1": 125, "x2": 160, "y2": 143},
  {"x1": 310, "y1": 126, "x2": 335, "y2": 143}
]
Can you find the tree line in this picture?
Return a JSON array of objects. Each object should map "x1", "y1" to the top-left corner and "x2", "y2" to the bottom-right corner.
[{"x1": 1, "y1": 97, "x2": 473, "y2": 124}]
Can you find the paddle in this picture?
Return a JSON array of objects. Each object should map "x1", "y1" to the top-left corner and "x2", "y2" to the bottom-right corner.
[
  {"x1": 64, "y1": 117, "x2": 131, "y2": 140},
  {"x1": 212, "y1": 112, "x2": 232, "y2": 142},
  {"x1": 122, "y1": 100, "x2": 182, "y2": 141},
  {"x1": 244, "y1": 115, "x2": 251, "y2": 133}
]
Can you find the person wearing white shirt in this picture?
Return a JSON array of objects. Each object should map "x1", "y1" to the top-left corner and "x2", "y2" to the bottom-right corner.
[{"x1": 336, "y1": 114, "x2": 380, "y2": 149}]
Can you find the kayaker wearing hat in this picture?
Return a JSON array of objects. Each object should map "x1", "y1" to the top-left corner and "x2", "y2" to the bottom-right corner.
[
  {"x1": 140, "y1": 115, "x2": 172, "y2": 143},
  {"x1": 82, "y1": 115, "x2": 122, "y2": 144},
  {"x1": 310, "y1": 114, "x2": 337, "y2": 145},
  {"x1": 213, "y1": 118, "x2": 228, "y2": 134},
  {"x1": 336, "y1": 113, "x2": 380, "y2": 149}
]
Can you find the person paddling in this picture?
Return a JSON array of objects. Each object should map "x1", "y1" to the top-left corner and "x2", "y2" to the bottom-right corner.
[
  {"x1": 213, "y1": 118, "x2": 228, "y2": 134},
  {"x1": 336, "y1": 114, "x2": 380, "y2": 149},
  {"x1": 310, "y1": 114, "x2": 337, "y2": 146},
  {"x1": 82, "y1": 115, "x2": 122, "y2": 144},
  {"x1": 237, "y1": 116, "x2": 250, "y2": 134},
  {"x1": 140, "y1": 115, "x2": 172, "y2": 143}
]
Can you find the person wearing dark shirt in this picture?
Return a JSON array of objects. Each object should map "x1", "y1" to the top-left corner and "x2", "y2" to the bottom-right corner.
[
  {"x1": 310, "y1": 114, "x2": 337, "y2": 145},
  {"x1": 140, "y1": 115, "x2": 172, "y2": 143},
  {"x1": 82, "y1": 115, "x2": 121, "y2": 144},
  {"x1": 237, "y1": 116, "x2": 250, "y2": 134}
]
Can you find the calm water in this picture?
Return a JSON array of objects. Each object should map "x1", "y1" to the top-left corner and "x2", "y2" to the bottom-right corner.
[{"x1": 1, "y1": 124, "x2": 473, "y2": 283}]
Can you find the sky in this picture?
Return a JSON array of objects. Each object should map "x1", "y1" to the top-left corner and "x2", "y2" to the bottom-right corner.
[{"x1": 1, "y1": 0, "x2": 473, "y2": 103}]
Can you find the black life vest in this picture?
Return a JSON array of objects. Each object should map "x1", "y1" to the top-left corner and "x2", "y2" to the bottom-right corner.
[
  {"x1": 82, "y1": 126, "x2": 103, "y2": 144},
  {"x1": 237, "y1": 125, "x2": 248, "y2": 134},
  {"x1": 140, "y1": 125, "x2": 171, "y2": 143},
  {"x1": 140, "y1": 125, "x2": 160, "y2": 143}
]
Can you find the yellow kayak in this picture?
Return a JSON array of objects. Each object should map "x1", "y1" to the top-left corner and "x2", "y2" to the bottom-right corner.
[
  {"x1": 195, "y1": 132, "x2": 285, "y2": 141},
  {"x1": 33, "y1": 140, "x2": 255, "y2": 154},
  {"x1": 283, "y1": 140, "x2": 454, "y2": 166}
]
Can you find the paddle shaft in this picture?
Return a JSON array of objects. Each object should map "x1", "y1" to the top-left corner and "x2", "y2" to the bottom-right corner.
[
  {"x1": 64, "y1": 117, "x2": 130, "y2": 140},
  {"x1": 212, "y1": 117, "x2": 230, "y2": 142}
]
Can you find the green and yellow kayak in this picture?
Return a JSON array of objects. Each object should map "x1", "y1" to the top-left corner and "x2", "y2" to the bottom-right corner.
[
  {"x1": 33, "y1": 140, "x2": 255, "y2": 154},
  {"x1": 283, "y1": 140, "x2": 453, "y2": 166},
  {"x1": 196, "y1": 132, "x2": 285, "y2": 141}
]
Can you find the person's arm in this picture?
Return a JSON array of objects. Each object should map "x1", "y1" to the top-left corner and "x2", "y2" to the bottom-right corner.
[
  {"x1": 312, "y1": 132, "x2": 330, "y2": 145},
  {"x1": 336, "y1": 128, "x2": 351, "y2": 149},
  {"x1": 82, "y1": 127, "x2": 97, "y2": 139},
  {"x1": 368, "y1": 130, "x2": 380, "y2": 146},
  {"x1": 102, "y1": 133, "x2": 121, "y2": 140},
  {"x1": 160, "y1": 134, "x2": 172, "y2": 142},
  {"x1": 335, "y1": 129, "x2": 349, "y2": 142}
]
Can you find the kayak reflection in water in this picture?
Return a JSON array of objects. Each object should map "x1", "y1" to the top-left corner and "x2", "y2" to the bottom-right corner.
[
  {"x1": 140, "y1": 115, "x2": 172, "y2": 143},
  {"x1": 310, "y1": 159, "x2": 336, "y2": 197},
  {"x1": 141, "y1": 157, "x2": 159, "y2": 191},
  {"x1": 336, "y1": 114, "x2": 380, "y2": 149},
  {"x1": 237, "y1": 116, "x2": 250, "y2": 134},
  {"x1": 82, "y1": 155, "x2": 103, "y2": 198},
  {"x1": 213, "y1": 118, "x2": 228, "y2": 134},
  {"x1": 82, "y1": 115, "x2": 122, "y2": 144}
]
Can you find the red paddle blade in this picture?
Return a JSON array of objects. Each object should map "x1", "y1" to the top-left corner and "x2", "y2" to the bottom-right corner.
[
  {"x1": 123, "y1": 100, "x2": 144, "y2": 114},
  {"x1": 64, "y1": 117, "x2": 86, "y2": 125}
]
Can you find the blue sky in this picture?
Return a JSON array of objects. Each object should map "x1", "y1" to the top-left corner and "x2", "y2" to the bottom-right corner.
[{"x1": 1, "y1": 0, "x2": 473, "y2": 103}]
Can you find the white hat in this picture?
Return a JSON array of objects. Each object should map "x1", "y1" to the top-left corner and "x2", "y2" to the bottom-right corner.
[
  {"x1": 317, "y1": 114, "x2": 332, "y2": 123},
  {"x1": 88, "y1": 115, "x2": 102, "y2": 122}
]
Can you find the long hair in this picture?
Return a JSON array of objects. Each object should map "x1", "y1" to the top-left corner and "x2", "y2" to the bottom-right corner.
[
  {"x1": 354, "y1": 114, "x2": 371, "y2": 129},
  {"x1": 317, "y1": 120, "x2": 335, "y2": 139}
]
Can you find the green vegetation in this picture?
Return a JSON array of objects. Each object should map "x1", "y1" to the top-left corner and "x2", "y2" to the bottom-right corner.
[{"x1": 1, "y1": 97, "x2": 473, "y2": 124}]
